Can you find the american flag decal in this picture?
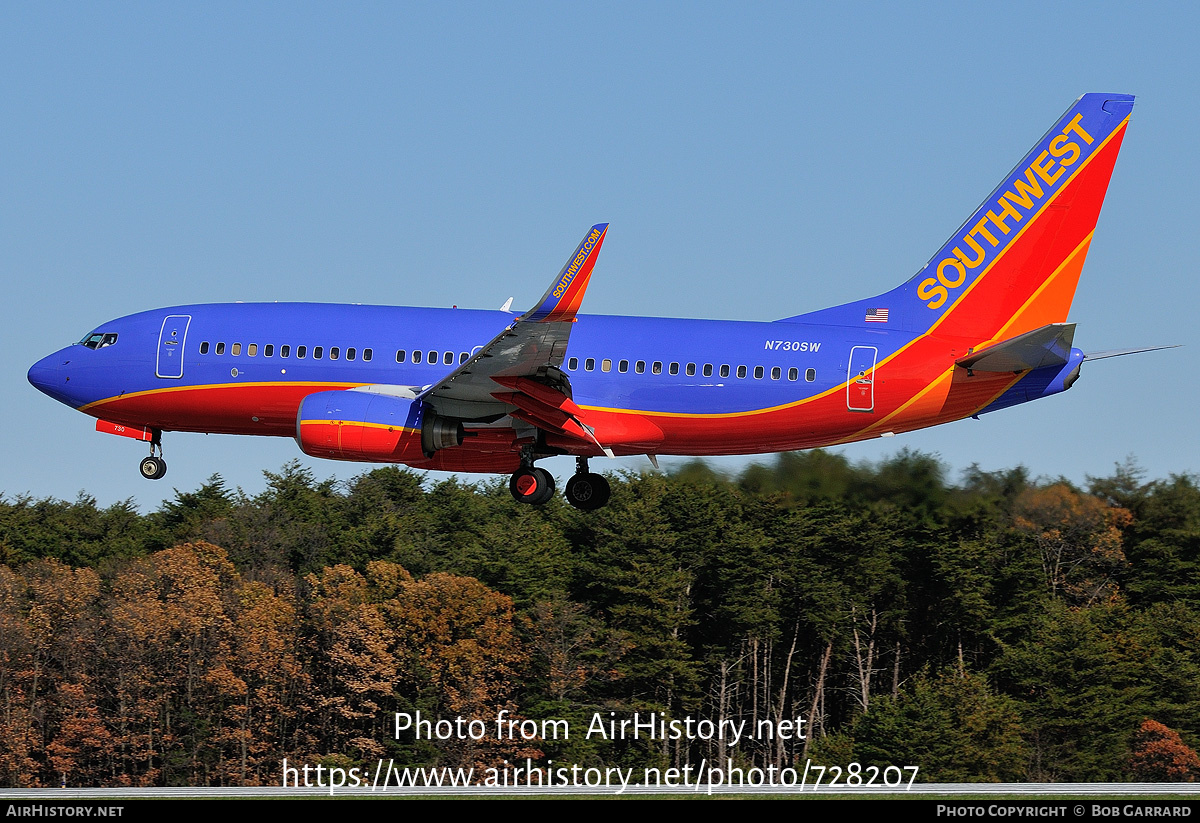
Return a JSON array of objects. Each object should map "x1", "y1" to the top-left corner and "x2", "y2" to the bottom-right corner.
[{"x1": 865, "y1": 308, "x2": 889, "y2": 323}]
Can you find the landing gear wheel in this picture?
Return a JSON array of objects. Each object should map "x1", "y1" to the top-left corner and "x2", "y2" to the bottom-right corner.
[
  {"x1": 510, "y1": 466, "x2": 555, "y2": 505},
  {"x1": 139, "y1": 456, "x2": 167, "y2": 480},
  {"x1": 565, "y1": 472, "x2": 611, "y2": 511}
]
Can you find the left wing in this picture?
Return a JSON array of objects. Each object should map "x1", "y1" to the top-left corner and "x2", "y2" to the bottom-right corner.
[{"x1": 416, "y1": 224, "x2": 610, "y2": 450}]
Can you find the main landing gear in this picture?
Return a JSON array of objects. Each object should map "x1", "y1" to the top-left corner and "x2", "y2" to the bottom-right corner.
[
  {"x1": 138, "y1": 430, "x2": 167, "y2": 480},
  {"x1": 565, "y1": 457, "x2": 610, "y2": 511},
  {"x1": 508, "y1": 456, "x2": 611, "y2": 510},
  {"x1": 509, "y1": 464, "x2": 556, "y2": 505}
]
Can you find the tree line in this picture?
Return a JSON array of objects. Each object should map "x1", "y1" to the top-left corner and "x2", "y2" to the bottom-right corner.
[{"x1": 2, "y1": 450, "x2": 1199, "y2": 786}]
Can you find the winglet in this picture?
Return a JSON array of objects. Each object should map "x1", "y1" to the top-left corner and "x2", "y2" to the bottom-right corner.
[{"x1": 523, "y1": 223, "x2": 609, "y2": 322}]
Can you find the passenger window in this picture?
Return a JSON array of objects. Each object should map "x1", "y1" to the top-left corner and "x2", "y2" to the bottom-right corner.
[
  {"x1": 216, "y1": 342, "x2": 226, "y2": 354},
  {"x1": 805, "y1": 368, "x2": 816, "y2": 382},
  {"x1": 652, "y1": 361, "x2": 663, "y2": 374},
  {"x1": 703, "y1": 364, "x2": 712, "y2": 377},
  {"x1": 330, "y1": 347, "x2": 339, "y2": 360},
  {"x1": 232, "y1": 343, "x2": 242, "y2": 356},
  {"x1": 427, "y1": 350, "x2": 437, "y2": 364},
  {"x1": 601, "y1": 359, "x2": 612, "y2": 373},
  {"x1": 568, "y1": 357, "x2": 578, "y2": 370},
  {"x1": 412, "y1": 350, "x2": 421, "y2": 363},
  {"x1": 247, "y1": 344, "x2": 257, "y2": 357},
  {"x1": 444, "y1": 351, "x2": 453, "y2": 365},
  {"x1": 584, "y1": 358, "x2": 595, "y2": 371},
  {"x1": 686, "y1": 363, "x2": 696, "y2": 376},
  {"x1": 297, "y1": 346, "x2": 307, "y2": 359},
  {"x1": 635, "y1": 360, "x2": 645, "y2": 374},
  {"x1": 347, "y1": 348, "x2": 356, "y2": 361},
  {"x1": 397, "y1": 350, "x2": 407, "y2": 363},
  {"x1": 771, "y1": 367, "x2": 781, "y2": 380},
  {"x1": 364, "y1": 349, "x2": 373, "y2": 361},
  {"x1": 754, "y1": 366, "x2": 764, "y2": 379},
  {"x1": 199, "y1": 342, "x2": 210, "y2": 355},
  {"x1": 737, "y1": 365, "x2": 747, "y2": 378},
  {"x1": 788, "y1": 367, "x2": 798, "y2": 381},
  {"x1": 314, "y1": 347, "x2": 323, "y2": 359},
  {"x1": 459, "y1": 352, "x2": 468, "y2": 364},
  {"x1": 720, "y1": 365, "x2": 730, "y2": 378},
  {"x1": 618, "y1": 359, "x2": 628, "y2": 373},
  {"x1": 264, "y1": 344, "x2": 274, "y2": 357},
  {"x1": 669, "y1": 362, "x2": 679, "y2": 375},
  {"x1": 281, "y1": 345, "x2": 290, "y2": 358}
]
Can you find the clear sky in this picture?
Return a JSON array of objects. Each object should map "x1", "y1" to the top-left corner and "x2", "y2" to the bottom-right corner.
[{"x1": 3, "y1": 2, "x2": 1196, "y2": 510}]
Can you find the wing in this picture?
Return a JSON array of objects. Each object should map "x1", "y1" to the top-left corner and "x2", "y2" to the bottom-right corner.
[{"x1": 415, "y1": 224, "x2": 612, "y2": 452}]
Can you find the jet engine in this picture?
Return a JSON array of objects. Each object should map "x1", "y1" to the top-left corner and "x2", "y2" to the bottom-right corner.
[{"x1": 296, "y1": 390, "x2": 463, "y2": 462}]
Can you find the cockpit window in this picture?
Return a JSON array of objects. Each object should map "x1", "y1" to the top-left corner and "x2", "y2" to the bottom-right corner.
[{"x1": 80, "y1": 333, "x2": 118, "y2": 349}]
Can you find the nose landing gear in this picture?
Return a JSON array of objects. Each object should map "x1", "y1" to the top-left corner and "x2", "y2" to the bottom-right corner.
[{"x1": 138, "y1": 429, "x2": 167, "y2": 480}]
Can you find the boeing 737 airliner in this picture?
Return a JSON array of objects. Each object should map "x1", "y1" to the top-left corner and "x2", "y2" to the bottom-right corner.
[{"x1": 29, "y1": 93, "x2": 1161, "y2": 509}]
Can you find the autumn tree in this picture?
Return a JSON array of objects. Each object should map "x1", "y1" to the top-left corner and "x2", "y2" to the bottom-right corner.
[
  {"x1": 1127, "y1": 720, "x2": 1200, "y2": 782},
  {"x1": 1013, "y1": 484, "x2": 1131, "y2": 604}
]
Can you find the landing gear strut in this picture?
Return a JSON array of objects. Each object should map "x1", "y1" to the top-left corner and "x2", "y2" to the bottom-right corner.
[
  {"x1": 564, "y1": 457, "x2": 610, "y2": 511},
  {"x1": 138, "y1": 429, "x2": 167, "y2": 480}
]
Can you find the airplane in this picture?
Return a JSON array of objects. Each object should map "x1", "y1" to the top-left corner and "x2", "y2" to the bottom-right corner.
[{"x1": 28, "y1": 93, "x2": 1167, "y2": 510}]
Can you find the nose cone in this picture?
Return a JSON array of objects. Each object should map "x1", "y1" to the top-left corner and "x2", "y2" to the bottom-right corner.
[{"x1": 28, "y1": 351, "x2": 73, "y2": 405}]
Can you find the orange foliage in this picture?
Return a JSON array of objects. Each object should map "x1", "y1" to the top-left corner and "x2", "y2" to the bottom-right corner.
[
  {"x1": 1128, "y1": 719, "x2": 1200, "y2": 782},
  {"x1": 1013, "y1": 484, "x2": 1131, "y2": 603}
]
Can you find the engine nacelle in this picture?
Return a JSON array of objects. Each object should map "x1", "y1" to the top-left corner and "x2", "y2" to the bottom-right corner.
[{"x1": 296, "y1": 391, "x2": 462, "y2": 462}]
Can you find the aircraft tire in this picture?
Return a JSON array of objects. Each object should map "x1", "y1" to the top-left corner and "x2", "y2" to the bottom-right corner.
[
  {"x1": 531, "y1": 467, "x2": 556, "y2": 505},
  {"x1": 565, "y1": 472, "x2": 610, "y2": 511},
  {"x1": 139, "y1": 456, "x2": 166, "y2": 481},
  {"x1": 510, "y1": 466, "x2": 554, "y2": 505}
]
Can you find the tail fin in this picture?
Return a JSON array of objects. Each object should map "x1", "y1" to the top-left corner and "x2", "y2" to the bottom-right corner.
[{"x1": 781, "y1": 93, "x2": 1134, "y2": 340}]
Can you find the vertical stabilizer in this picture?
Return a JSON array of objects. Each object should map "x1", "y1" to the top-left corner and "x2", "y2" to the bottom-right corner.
[{"x1": 780, "y1": 94, "x2": 1134, "y2": 342}]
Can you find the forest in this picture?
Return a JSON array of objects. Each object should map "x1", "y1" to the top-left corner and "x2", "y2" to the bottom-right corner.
[{"x1": 1, "y1": 450, "x2": 1199, "y2": 787}]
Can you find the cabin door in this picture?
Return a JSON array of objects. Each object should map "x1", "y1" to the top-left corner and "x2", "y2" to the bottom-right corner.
[
  {"x1": 847, "y1": 345, "x2": 877, "y2": 412},
  {"x1": 156, "y1": 315, "x2": 191, "y2": 379}
]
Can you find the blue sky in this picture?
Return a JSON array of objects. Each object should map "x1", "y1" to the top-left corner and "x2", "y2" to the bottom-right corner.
[{"x1": 3, "y1": 2, "x2": 1196, "y2": 509}]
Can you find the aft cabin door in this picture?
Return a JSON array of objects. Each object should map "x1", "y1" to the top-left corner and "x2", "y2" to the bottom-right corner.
[
  {"x1": 847, "y1": 346, "x2": 877, "y2": 412},
  {"x1": 156, "y1": 315, "x2": 191, "y2": 379}
]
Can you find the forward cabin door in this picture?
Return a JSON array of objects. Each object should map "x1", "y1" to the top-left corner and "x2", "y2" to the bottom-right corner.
[
  {"x1": 156, "y1": 315, "x2": 191, "y2": 379},
  {"x1": 847, "y1": 345, "x2": 877, "y2": 412}
]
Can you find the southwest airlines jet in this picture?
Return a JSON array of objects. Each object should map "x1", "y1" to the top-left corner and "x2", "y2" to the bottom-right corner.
[{"x1": 28, "y1": 93, "x2": 1160, "y2": 510}]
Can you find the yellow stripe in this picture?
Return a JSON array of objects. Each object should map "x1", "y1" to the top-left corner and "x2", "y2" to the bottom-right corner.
[
  {"x1": 993, "y1": 232, "x2": 1092, "y2": 341},
  {"x1": 831, "y1": 367, "x2": 1025, "y2": 445},
  {"x1": 832, "y1": 366, "x2": 955, "y2": 443},
  {"x1": 80, "y1": 380, "x2": 367, "y2": 412},
  {"x1": 299, "y1": 420, "x2": 417, "y2": 433}
]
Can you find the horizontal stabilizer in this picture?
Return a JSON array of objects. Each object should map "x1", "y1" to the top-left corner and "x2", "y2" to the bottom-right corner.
[
  {"x1": 1084, "y1": 344, "x2": 1180, "y2": 361},
  {"x1": 956, "y1": 323, "x2": 1076, "y2": 372}
]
